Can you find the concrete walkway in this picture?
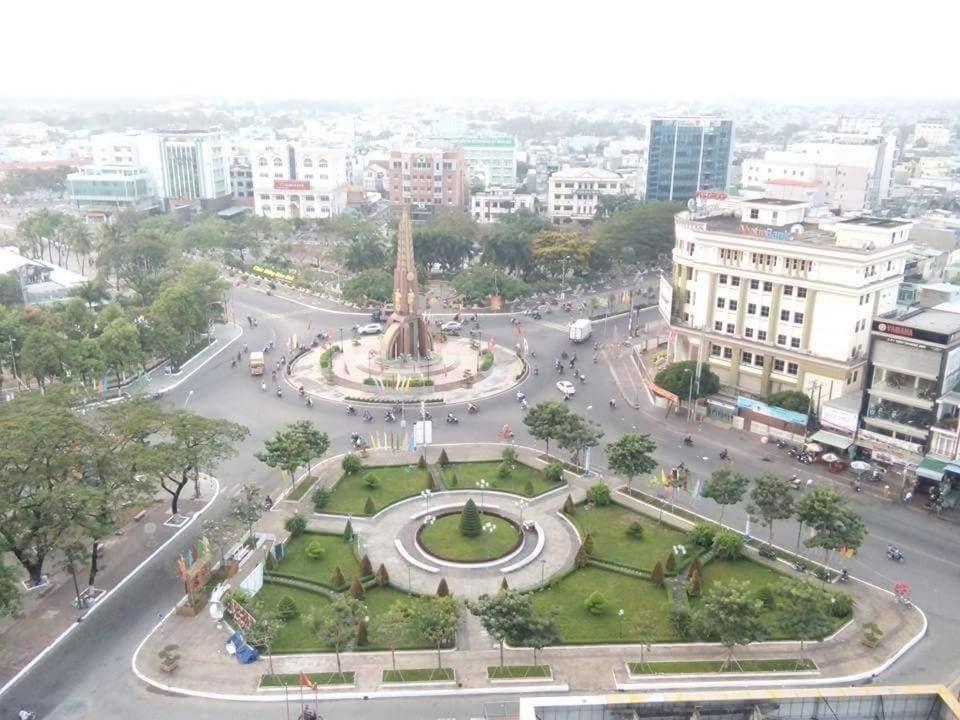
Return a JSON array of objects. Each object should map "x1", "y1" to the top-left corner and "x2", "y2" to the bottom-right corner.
[{"x1": 132, "y1": 445, "x2": 926, "y2": 701}]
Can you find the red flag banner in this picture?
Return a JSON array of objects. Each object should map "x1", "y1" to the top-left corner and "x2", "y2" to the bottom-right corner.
[{"x1": 300, "y1": 671, "x2": 317, "y2": 690}]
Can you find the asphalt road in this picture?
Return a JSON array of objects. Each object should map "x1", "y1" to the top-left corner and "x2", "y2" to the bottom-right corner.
[{"x1": 5, "y1": 285, "x2": 960, "y2": 720}]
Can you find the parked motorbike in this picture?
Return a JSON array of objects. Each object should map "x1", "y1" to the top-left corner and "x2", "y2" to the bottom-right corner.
[
  {"x1": 346, "y1": 405, "x2": 357, "y2": 416},
  {"x1": 385, "y1": 412, "x2": 396, "y2": 423},
  {"x1": 683, "y1": 435, "x2": 694, "y2": 447},
  {"x1": 719, "y1": 449, "x2": 729, "y2": 461},
  {"x1": 304, "y1": 397, "x2": 313, "y2": 408},
  {"x1": 467, "y1": 403, "x2": 479, "y2": 414},
  {"x1": 362, "y1": 412, "x2": 374, "y2": 423},
  {"x1": 445, "y1": 414, "x2": 460, "y2": 424},
  {"x1": 886, "y1": 546, "x2": 905, "y2": 563}
]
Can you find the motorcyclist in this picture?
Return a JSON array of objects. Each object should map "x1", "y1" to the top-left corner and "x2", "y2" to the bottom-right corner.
[
  {"x1": 609, "y1": 398, "x2": 617, "y2": 409},
  {"x1": 467, "y1": 402, "x2": 478, "y2": 413},
  {"x1": 683, "y1": 434, "x2": 693, "y2": 445},
  {"x1": 261, "y1": 381, "x2": 267, "y2": 392},
  {"x1": 516, "y1": 391, "x2": 526, "y2": 402},
  {"x1": 305, "y1": 397, "x2": 313, "y2": 407},
  {"x1": 533, "y1": 366, "x2": 539, "y2": 375},
  {"x1": 520, "y1": 399, "x2": 528, "y2": 410},
  {"x1": 719, "y1": 449, "x2": 729, "y2": 460},
  {"x1": 346, "y1": 405, "x2": 357, "y2": 415},
  {"x1": 276, "y1": 387, "x2": 283, "y2": 397},
  {"x1": 298, "y1": 385, "x2": 305, "y2": 396},
  {"x1": 19, "y1": 709, "x2": 35, "y2": 720}
]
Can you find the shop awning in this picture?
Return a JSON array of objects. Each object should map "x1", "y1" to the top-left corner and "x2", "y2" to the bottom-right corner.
[
  {"x1": 917, "y1": 456, "x2": 948, "y2": 482},
  {"x1": 808, "y1": 429, "x2": 855, "y2": 451}
]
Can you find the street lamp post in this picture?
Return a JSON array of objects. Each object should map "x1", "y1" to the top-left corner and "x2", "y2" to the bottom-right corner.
[
  {"x1": 420, "y1": 489, "x2": 433, "y2": 511},
  {"x1": 516, "y1": 499, "x2": 529, "y2": 526},
  {"x1": 476, "y1": 479, "x2": 489, "y2": 513},
  {"x1": 618, "y1": 608, "x2": 625, "y2": 638},
  {"x1": 684, "y1": 368, "x2": 695, "y2": 423},
  {"x1": 540, "y1": 558, "x2": 547, "y2": 585},
  {"x1": 339, "y1": 327, "x2": 344, "y2": 350},
  {"x1": 476, "y1": 329, "x2": 483, "y2": 373},
  {"x1": 482, "y1": 521, "x2": 496, "y2": 560}
]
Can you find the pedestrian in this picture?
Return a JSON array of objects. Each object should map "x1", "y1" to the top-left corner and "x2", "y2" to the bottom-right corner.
[{"x1": 883, "y1": 484, "x2": 890, "y2": 499}]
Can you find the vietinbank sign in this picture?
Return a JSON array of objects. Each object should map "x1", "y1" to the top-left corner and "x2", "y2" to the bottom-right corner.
[{"x1": 738, "y1": 224, "x2": 799, "y2": 242}]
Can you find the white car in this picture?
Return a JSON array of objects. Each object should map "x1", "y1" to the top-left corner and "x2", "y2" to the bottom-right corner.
[
  {"x1": 357, "y1": 323, "x2": 383, "y2": 335},
  {"x1": 441, "y1": 320, "x2": 462, "y2": 333},
  {"x1": 556, "y1": 380, "x2": 576, "y2": 396}
]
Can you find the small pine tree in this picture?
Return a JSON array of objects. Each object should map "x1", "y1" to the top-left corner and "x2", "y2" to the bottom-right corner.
[
  {"x1": 438, "y1": 448, "x2": 450, "y2": 466},
  {"x1": 524, "y1": 479, "x2": 534, "y2": 495},
  {"x1": 497, "y1": 461, "x2": 512, "y2": 481},
  {"x1": 436, "y1": 577, "x2": 450, "y2": 597},
  {"x1": 665, "y1": 552, "x2": 677, "y2": 573},
  {"x1": 449, "y1": 472, "x2": 459, "y2": 487},
  {"x1": 363, "y1": 496, "x2": 376, "y2": 515},
  {"x1": 690, "y1": 555, "x2": 702, "y2": 576},
  {"x1": 330, "y1": 565, "x2": 346, "y2": 588},
  {"x1": 575, "y1": 544, "x2": 589, "y2": 568},
  {"x1": 687, "y1": 567, "x2": 703, "y2": 598},
  {"x1": 500, "y1": 577, "x2": 509, "y2": 591},
  {"x1": 459, "y1": 499, "x2": 482, "y2": 537},
  {"x1": 651, "y1": 561, "x2": 665, "y2": 587},
  {"x1": 350, "y1": 576, "x2": 365, "y2": 600},
  {"x1": 356, "y1": 619, "x2": 369, "y2": 647},
  {"x1": 426, "y1": 472, "x2": 436, "y2": 489},
  {"x1": 562, "y1": 495, "x2": 575, "y2": 514},
  {"x1": 277, "y1": 595, "x2": 298, "y2": 620},
  {"x1": 342, "y1": 519, "x2": 354, "y2": 542},
  {"x1": 359, "y1": 553, "x2": 373, "y2": 576},
  {"x1": 417, "y1": 454, "x2": 427, "y2": 469},
  {"x1": 582, "y1": 532, "x2": 595, "y2": 554},
  {"x1": 375, "y1": 563, "x2": 389, "y2": 586}
]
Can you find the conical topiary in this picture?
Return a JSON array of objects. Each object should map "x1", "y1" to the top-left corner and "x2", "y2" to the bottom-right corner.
[
  {"x1": 665, "y1": 552, "x2": 677, "y2": 573},
  {"x1": 459, "y1": 499, "x2": 481, "y2": 537},
  {"x1": 500, "y1": 577, "x2": 509, "y2": 591},
  {"x1": 342, "y1": 519, "x2": 354, "y2": 542},
  {"x1": 687, "y1": 566, "x2": 703, "y2": 597},
  {"x1": 277, "y1": 595, "x2": 298, "y2": 620},
  {"x1": 524, "y1": 480, "x2": 534, "y2": 496},
  {"x1": 375, "y1": 563, "x2": 389, "y2": 586},
  {"x1": 562, "y1": 495, "x2": 575, "y2": 515},
  {"x1": 575, "y1": 544, "x2": 588, "y2": 568},
  {"x1": 651, "y1": 561, "x2": 664, "y2": 587},
  {"x1": 364, "y1": 496, "x2": 376, "y2": 515},
  {"x1": 418, "y1": 454, "x2": 427, "y2": 469},
  {"x1": 359, "y1": 553, "x2": 373, "y2": 577},
  {"x1": 350, "y1": 576, "x2": 365, "y2": 600},
  {"x1": 357, "y1": 619, "x2": 369, "y2": 646},
  {"x1": 436, "y1": 577, "x2": 450, "y2": 597},
  {"x1": 449, "y1": 472, "x2": 459, "y2": 487},
  {"x1": 330, "y1": 565, "x2": 346, "y2": 588},
  {"x1": 582, "y1": 532, "x2": 595, "y2": 554},
  {"x1": 438, "y1": 448, "x2": 450, "y2": 467}
]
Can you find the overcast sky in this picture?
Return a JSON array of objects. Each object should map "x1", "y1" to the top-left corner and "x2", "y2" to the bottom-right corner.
[{"x1": 2, "y1": 0, "x2": 956, "y2": 102}]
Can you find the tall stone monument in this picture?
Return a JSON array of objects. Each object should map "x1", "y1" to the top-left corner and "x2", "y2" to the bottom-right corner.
[{"x1": 381, "y1": 206, "x2": 433, "y2": 361}]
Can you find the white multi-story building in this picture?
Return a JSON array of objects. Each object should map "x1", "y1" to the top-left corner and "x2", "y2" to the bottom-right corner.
[
  {"x1": 914, "y1": 120, "x2": 951, "y2": 148},
  {"x1": 785, "y1": 133, "x2": 898, "y2": 208},
  {"x1": 740, "y1": 151, "x2": 870, "y2": 213},
  {"x1": 471, "y1": 188, "x2": 536, "y2": 224},
  {"x1": 66, "y1": 165, "x2": 160, "y2": 217},
  {"x1": 667, "y1": 197, "x2": 913, "y2": 402},
  {"x1": 249, "y1": 142, "x2": 349, "y2": 220},
  {"x1": 547, "y1": 167, "x2": 625, "y2": 224},
  {"x1": 429, "y1": 134, "x2": 517, "y2": 189}
]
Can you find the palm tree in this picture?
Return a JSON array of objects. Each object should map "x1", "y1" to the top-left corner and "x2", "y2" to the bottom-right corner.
[
  {"x1": 95, "y1": 222, "x2": 126, "y2": 291},
  {"x1": 72, "y1": 280, "x2": 109, "y2": 309},
  {"x1": 62, "y1": 216, "x2": 93, "y2": 274}
]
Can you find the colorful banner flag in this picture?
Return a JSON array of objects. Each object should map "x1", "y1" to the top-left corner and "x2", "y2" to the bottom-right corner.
[
  {"x1": 693, "y1": 477, "x2": 702, "y2": 498},
  {"x1": 299, "y1": 671, "x2": 317, "y2": 690}
]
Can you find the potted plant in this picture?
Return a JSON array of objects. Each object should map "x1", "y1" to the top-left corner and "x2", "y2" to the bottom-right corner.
[
  {"x1": 159, "y1": 644, "x2": 181, "y2": 673},
  {"x1": 861, "y1": 622, "x2": 883, "y2": 648}
]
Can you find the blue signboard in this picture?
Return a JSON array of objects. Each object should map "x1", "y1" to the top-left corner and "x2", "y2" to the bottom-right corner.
[{"x1": 736, "y1": 396, "x2": 808, "y2": 426}]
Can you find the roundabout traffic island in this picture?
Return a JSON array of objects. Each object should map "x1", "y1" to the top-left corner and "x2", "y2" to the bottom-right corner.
[{"x1": 417, "y1": 501, "x2": 523, "y2": 564}]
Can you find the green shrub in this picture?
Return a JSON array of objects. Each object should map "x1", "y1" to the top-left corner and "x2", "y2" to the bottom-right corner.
[
  {"x1": 312, "y1": 487, "x2": 331, "y2": 511},
  {"x1": 562, "y1": 495, "x2": 575, "y2": 514},
  {"x1": 574, "y1": 544, "x2": 588, "y2": 568},
  {"x1": 711, "y1": 529, "x2": 744, "y2": 560},
  {"x1": 342, "y1": 520, "x2": 354, "y2": 542},
  {"x1": 829, "y1": 592, "x2": 854, "y2": 618},
  {"x1": 359, "y1": 554, "x2": 373, "y2": 576},
  {"x1": 305, "y1": 540, "x2": 326, "y2": 560},
  {"x1": 363, "y1": 496, "x2": 376, "y2": 515},
  {"x1": 686, "y1": 567, "x2": 702, "y2": 598},
  {"x1": 342, "y1": 454, "x2": 363, "y2": 475},
  {"x1": 664, "y1": 552, "x2": 677, "y2": 573},
  {"x1": 501, "y1": 447, "x2": 517, "y2": 463},
  {"x1": 284, "y1": 514, "x2": 307, "y2": 537},
  {"x1": 277, "y1": 595, "x2": 298, "y2": 620},
  {"x1": 362, "y1": 472, "x2": 380, "y2": 489},
  {"x1": 497, "y1": 461, "x2": 512, "y2": 480},
  {"x1": 350, "y1": 576, "x2": 365, "y2": 600},
  {"x1": 586, "y1": 483, "x2": 611, "y2": 506},
  {"x1": 319, "y1": 345, "x2": 342, "y2": 369},
  {"x1": 330, "y1": 566, "x2": 346, "y2": 588},
  {"x1": 449, "y1": 472, "x2": 459, "y2": 487},
  {"x1": 626, "y1": 522, "x2": 645, "y2": 540},
  {"x1": 524, "y1": 480, "x2": 534, "y2": 495},
  {"x1": 480, "y1": 350, "x2": 494, "y2": 372},
  {"x1": 584, "y1": 591, "x2": 608, "y2": 615},
  {"x1": 418, "y1": 455, "x2": 427, "y2": 469},
  {"x1": 650, "y1": 561, "x2": 664, "y2": 587},
  {"x1": 582, "y1": 533, "x2": 595, "y2": 554},
  {"x1": 689, "y1": 523, "x2": 717, "y2": 548},
  {"x1": 544, "y1": 462, "x2": 564, "y2": 483},
  {"x1": 438, "y1": 448, "x2": 451, "y2": 466},
  {"x1": 668, "y1": 607, "x2": 693, "y2": 639},
  {"x1": 460, "y1": 499, "x2": 482, "y2": 537},
  {"x1": 757, "y1": 585, "x2": 777, "y2": 610}
]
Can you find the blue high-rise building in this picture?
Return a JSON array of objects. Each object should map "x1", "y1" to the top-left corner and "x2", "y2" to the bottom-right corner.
[{"x1": 645, "y1": 117, "x2": 734, "y2": 202}]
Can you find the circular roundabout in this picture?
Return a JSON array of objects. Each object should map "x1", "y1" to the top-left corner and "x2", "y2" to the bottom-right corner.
[{"x1": 417, "y1": 509, "x2": 522, "y2": 563}]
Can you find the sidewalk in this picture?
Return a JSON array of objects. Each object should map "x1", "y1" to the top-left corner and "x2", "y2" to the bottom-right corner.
[{"x1": 0, "y1": 476, "x2": 218, "y2": 689}]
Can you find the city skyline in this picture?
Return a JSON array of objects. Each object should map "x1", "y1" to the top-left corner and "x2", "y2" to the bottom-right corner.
[{"x1": 3, "y1": 0, "x2": 957, "y2": 103}]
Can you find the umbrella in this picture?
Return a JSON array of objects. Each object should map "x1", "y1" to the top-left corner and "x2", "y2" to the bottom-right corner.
[
  {"x1": 850, "y1": 460, "x2": 871, "y2": 472},
  {"x1": 822, "y1": 453, "x2": 840, "y2": 463},
  {"x1": 804, "y1": 443, "x2": 824, "y2": 453}
]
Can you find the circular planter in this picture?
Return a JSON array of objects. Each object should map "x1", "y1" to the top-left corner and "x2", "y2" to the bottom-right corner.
[{"x1": 417, "y1": 510, "x2": 523, "y2": 563}]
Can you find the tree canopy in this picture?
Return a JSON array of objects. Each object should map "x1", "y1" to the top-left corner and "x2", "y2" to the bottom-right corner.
[
  {"x1": 653, "y1": 361, "x2": 720, "y2": 400},
  {"x1": 766, "y1": 390, "x2": 811, "y2": 414},
  {"x1": 606, "y1": 433, "x2": 658, "y2": 488},
  {"x1": 746, "y1": 473, "x2": 795, "y2": 544}
]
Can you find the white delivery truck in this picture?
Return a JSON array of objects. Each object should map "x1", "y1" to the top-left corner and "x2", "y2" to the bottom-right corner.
[{"x1": 569, "y1": 318, "x2": 593, "y2": 343}]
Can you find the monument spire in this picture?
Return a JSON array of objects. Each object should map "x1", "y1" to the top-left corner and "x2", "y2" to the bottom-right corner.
[
  {"x1": 381, "y1": 205, "x2": 433, "y2": 360},
  {"x1": 393, "y1": 206, "x2": 418, "y2": 315}
]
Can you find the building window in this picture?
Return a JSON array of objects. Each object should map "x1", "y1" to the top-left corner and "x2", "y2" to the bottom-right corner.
[
  {"x1": 783, "y1": 285, "x2": 793, "y2": 296},
  {"x1": 258, "y1": 157, "x2": 267, "y2": 167},
  {"x1": 793, "y1": 312, "x2": 804, "y2": 324},
  {"x1": 758, "y1": 330, "x2": 767, "y2": 341},
  {"x1": 711, "y1": 344, "x2": 722, "y2": 357},
  {"x1": 273, "y1": 157, "x2": 283, "y2": 167},
  {"x1": 745, "y1": 328, "x2": 754, "y2": 338},
  {"x1": 777, "y1": 334, "x2": 787, "y2": 345},
  {"x1": 761, "y1": 306, "x2": 770, "y2": 317},
  {"x1": 797, "y1": 287, "x2": 808, "y2": 298},
  {"x1": 790, "y1": 337, "x2": 801, "y2": 348},
  {"x1": 714, "y1": 321, "x2": 723, "y2": 331},
  {"x1": 747, "y1": 303, "x2": 757, "y2": 315},
  {"x1": 718, "y1": 274, "x2": 728, "y2": 284},
  {"x1": 305, "y1": 195, "x2": 315, "y2": 201},
  {"x1": 726, "y1": 323, "x2": 735, "y2": 334},
  {"x1": 303, "y1": 158, "x2": 313, "y2": 167},
  {"x1": 716, "y1": 298, "x2": 726, "y2": 309},
  {"x1": 723, "y1": 347, "x2": 733, "y2": 359},
  {"x1": 259, "y1": 194, "x2": 270, "y2": 200},
  {"x1": 729, "y1": 300, "x2": 738, "y2": 311},
  {"x1": 780, "y1": 310, "x2": 790, "y2": 321},
  {"x1": 741, "y1": 351, "x2": 753, "y2": 365},
  {"x1": 750, "y1": 208, "x2": 759, "y2": 219},
  {"x1": 730, "y1": 276, "x2": 740, "y2": 286},
  {"x1": 787, "y1": 362, "x2": 799, "y2": 376},
  {"x1": 774, "y1": 359, "x2": 785, "y2": 372},
  {"x1": 763, "y1": 281, "x2": 773, "y2": 291},
  {"x1": 750, "y1": 279, "x2": 759, "y2": 290},
  {"x1": 853, "y1": 370, "x2": 859, "y2": 382}
]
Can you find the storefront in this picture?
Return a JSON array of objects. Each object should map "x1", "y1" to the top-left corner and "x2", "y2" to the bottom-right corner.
[{"x1": 806, "y1": 429, "x2": 856, "y2": 458}]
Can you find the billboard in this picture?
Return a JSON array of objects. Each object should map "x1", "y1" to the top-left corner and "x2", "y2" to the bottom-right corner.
[
  {"x1": 736, "y1": 396, "x2": 808, "y2": 427},
  {"x1": 273, "y1": 179, "x2": 311, "y2": 191},
  {"x1": 820, "y1": 404, "x2": 860, "y2": 434},
  {"x1": 658, "y1": 274, "x2": 674, "y2": 324}
]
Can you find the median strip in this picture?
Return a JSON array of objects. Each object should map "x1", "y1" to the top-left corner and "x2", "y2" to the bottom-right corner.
[{"x1": 627, "y1": 659, "x2": 817, "y2": 675}]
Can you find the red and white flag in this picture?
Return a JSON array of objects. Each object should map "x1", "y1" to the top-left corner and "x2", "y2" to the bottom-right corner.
[{"x1": 299, "y1": 671, "x2": 317, "y2": 690}]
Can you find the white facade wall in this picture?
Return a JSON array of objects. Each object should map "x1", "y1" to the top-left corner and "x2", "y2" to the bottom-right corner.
[
  {"x1": 547, "y1": 168, "x2": 624, "y2": 223},
  {"x1": 741, "y1": 152, "x2": 871, "y2": 212},
  {"x1": 472, "y1": 191, "x2": 536, "y2": 223},
  {"x1": 249, "y1": 142, "x2": 348, "y2": 220},
  {"x1": 915, "y1": 122, "x2": 951, "y2": 148}
]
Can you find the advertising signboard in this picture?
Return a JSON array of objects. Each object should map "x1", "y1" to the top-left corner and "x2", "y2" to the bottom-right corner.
[
  {"x1": 273, "y1": 179, "x2": 311, "y2": 191},
  {"x1": 658, "y1": 274, "x2": 674, "y2": 324},
  {"x1": 736, "y1": 396, "x2": 808, "y2": 427}
]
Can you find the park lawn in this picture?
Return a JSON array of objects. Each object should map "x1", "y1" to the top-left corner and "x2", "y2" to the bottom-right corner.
[
  {"x1": 276, "y1": 532, "x2": 361, "y2": 586},
  {"x1": 260, "y1": 671, "x2": 355, "y2": 687},
  {"x1": 571, "y1": 503, "x2": 688, "y2": 571},
  {"x1": 324, "y1": 465, "x2": 431, "y2": 516},
  {"x1": 288, "y1": 473, "x2": 318, "y2": 501},
  {"x1": 488, "y1": 665, "x2": 551, "y2": 679},
  {"x1": 530, "y1": 566, "x2": 673, "y2": 644},
  {"x1": 445, "y1": 461, "x2": 560, "y2": 497},
  {"x1": 383, "y1": 668, "x2": 455, "y2": 683},
  {"x1": 419, "y1": 514, "x2": 520, "y2": 562},
  {"x1": 256, "y1": 582, "x2": 434, "y2": 653},
  {"x1": 628, "y1": 658, "x2": 816, "y2": 675}
]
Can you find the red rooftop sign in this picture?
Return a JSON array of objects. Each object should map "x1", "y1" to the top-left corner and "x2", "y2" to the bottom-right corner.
[{"x1": 274, "y1": 179, "x2": 310, "y2": 191}]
